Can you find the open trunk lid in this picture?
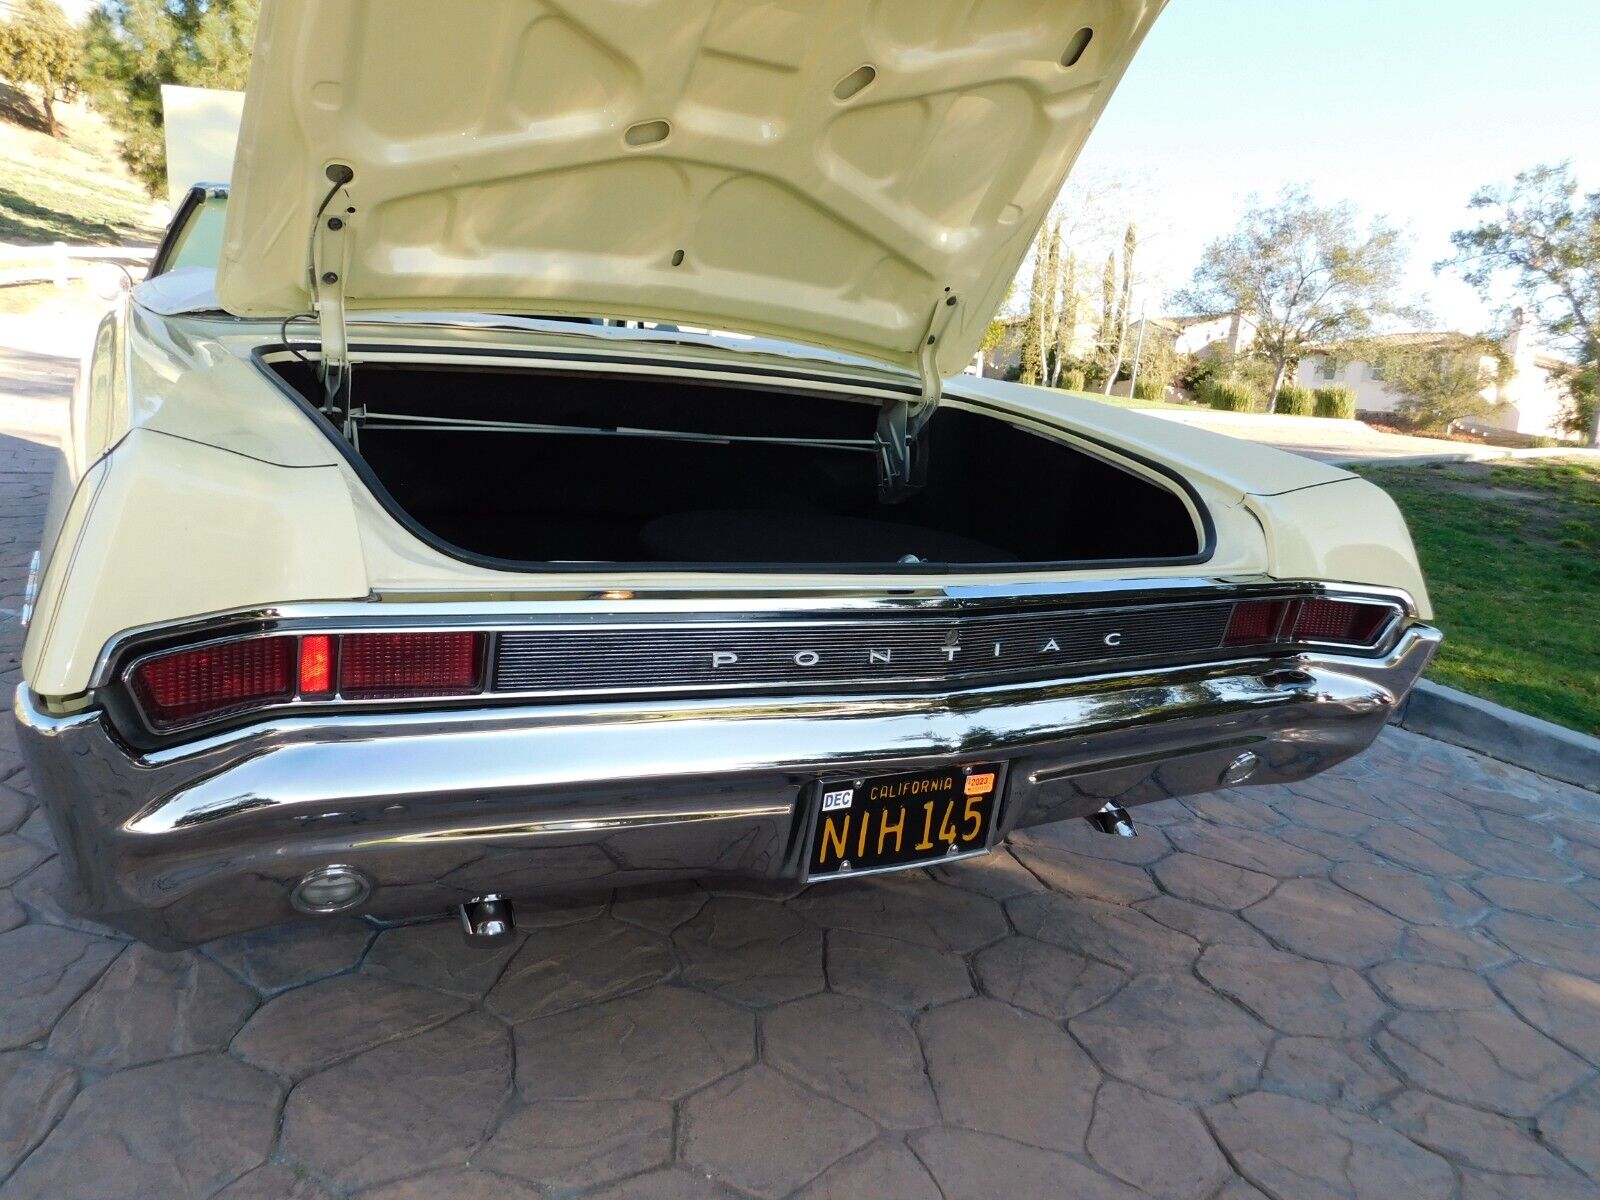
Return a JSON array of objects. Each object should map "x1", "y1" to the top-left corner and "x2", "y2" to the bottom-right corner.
[{"x1": 217, "y1": 0, "x2": 1165, "y2": 379}]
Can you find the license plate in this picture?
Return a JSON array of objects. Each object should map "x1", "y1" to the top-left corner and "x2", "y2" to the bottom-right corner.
[{"x1": 806, "y1": 763, "x2": 1003, "y2": 881}]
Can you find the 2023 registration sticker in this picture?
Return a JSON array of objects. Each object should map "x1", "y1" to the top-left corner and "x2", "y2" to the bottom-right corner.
[{"x1": 809, "y1": 763, "x2": 1001, "y2": 879}]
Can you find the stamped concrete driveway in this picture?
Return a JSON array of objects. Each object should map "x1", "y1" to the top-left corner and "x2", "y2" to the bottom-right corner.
[{"x1": 2, "y1": 399, "x2": 1599, "y2": 1198}]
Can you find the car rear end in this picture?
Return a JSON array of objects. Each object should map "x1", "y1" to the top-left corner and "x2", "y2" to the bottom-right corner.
[
  {"x1": 17, "y1": 325, "x2": 1439, "y2": 946},
  {"x1": 14, "y1": 0, "x2": 1440, "y2": 947}
]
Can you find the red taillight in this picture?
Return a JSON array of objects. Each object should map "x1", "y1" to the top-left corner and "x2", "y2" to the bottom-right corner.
[
  {"x1": 131, "y1": 636, "x2": 295, "y2": 728},
  {"x1": 338, "y1": 633, "x2": 485, "y2": 698},
  {"x1": 1223, "y1": 600, "x2": 1289, "y2": 646},
  {"x1": 1225, "y1": 597, "x2": 1394, "y2": 649},
  {"x1": 1291, "y1": 599, "x2": 1392, "y2": 645},
  {"x1": 299, "y1": 634, "x2": 336, "y2": 697},
  {"x1": 130, "y1": 631, "x2": 486, "y2": 730}
]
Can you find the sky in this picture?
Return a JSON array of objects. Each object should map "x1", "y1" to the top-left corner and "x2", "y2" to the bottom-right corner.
[{"x1": 1069, "y1": 0, "x2": 1600, "y2": 339}]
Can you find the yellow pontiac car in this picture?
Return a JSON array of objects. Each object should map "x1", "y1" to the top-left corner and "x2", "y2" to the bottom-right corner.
[{"x1": 15, "y1": 0, "x2": 1437, "y2": 948}]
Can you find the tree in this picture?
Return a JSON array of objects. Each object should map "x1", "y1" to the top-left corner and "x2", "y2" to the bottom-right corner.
[
  {"x1": 1039, "y1": 222, "x2": 1061, "y2": 366},
  {"x1": 1174, "y1": 187, "x2": 1416, "y2": 410},
  {"x1": 1130, "y1": 325, "x2": 1180, "y2": 396},
  {"x1": 1557, "y1": 364, "x2": 1595, "y2": 440},
  {"x1": 1441, "y1": 162, "x2": 1600, "y2": 447},
  {"x1": 976, "y1": 280, "x2": 1014, "y2": 376},
  {"x1": 1050, "y1": 251, "x2": 1078, "y2": 387},
  {"x1": 1101, "y1": 223, "x2": 1136, "y2": 394},
  {"x1": 79, "y1": 0, "x2": 258, "y2": 195},
  {"x1": 0, "y1": 0, "x2": 79, "y2": 138},
  {"x1": 1363, "y1": 334, "x2": 1507, "y2": 431},
  {"x1": 1017, "y1": 225, "x2": 1048, "y2": 385},
  {"x1": 1095, "y1": 251, "x2": 1116, "y2": 381}
]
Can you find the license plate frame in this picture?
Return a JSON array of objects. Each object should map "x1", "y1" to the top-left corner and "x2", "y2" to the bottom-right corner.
[{"x1": 803, "y1": 762, "x2": 1005, "y2": 883}]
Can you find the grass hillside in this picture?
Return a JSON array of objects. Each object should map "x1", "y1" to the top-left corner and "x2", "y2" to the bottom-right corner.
[{"x1": 0, "y1": 81, "x2": 163, "y2": 245}]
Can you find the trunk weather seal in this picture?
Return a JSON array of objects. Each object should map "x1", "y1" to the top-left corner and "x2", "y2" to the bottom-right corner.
[
  {"x1": 246, "y1": 343, "x2": 1218, "y2": 576},
  {"x1": 296, "y1": 339, "x2": 927, "y2": 396}
]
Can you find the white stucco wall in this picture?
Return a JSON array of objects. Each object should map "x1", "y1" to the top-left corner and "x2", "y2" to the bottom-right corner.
[
  {"x1": 1298, "y1": 349, "x2": 1572, "y2": 439},
  {"x1": 1294, "y1": 357, "x2": 1411, "y2": 414},
  {"x1": 1171, "y1": 313, "x2": 1256, "y2": 358}
]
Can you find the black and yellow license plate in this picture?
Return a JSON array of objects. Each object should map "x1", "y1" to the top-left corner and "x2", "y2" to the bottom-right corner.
[{"x1": 806, "y1": 763, "x2": 1003, "y2": 881}]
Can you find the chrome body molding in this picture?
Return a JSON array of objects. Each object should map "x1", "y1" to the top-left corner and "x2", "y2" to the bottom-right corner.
[
  {"x1": 84, "y1": 575, "x2": 1423, "y2": 688},
  {"x1": 17, "y1": 624, "x2": 1439, "y2": 949},
  {"x1": 89, "y1": 578, "x2": 1413, "y2": 746}
]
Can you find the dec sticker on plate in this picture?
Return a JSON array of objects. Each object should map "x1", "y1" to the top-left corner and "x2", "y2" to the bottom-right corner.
[{"x1": 821, "y1": 788, "x2": 854, "y2": 812}]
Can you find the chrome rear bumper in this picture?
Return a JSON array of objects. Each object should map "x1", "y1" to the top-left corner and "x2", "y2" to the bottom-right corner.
[{"x1": 16, "y1": 625, "x2": 1439, "y2": 948}]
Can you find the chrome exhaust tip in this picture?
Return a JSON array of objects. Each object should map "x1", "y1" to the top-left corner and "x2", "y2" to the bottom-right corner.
[
  {"x1": 459, "y1": 894, "x2": 514, "y2": 948},
  {"x1": 1087, "y1": 803, "x2": 1137, "y2": 838},
  {"x1": 290, "y1": 865, "x2": 372, "y2": 914},
  {"x1": 1221, "y1": 750, "x2": 1262, "y2": 786}
]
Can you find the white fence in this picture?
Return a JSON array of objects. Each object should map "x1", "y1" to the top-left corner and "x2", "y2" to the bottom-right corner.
[{"x1": 0, "y1": 242, "x2": 156, "y2": 290}]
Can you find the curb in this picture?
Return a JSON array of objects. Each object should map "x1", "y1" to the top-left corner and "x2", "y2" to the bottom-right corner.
[
  {"x1": 1396, "y1": 680, "x2": 1599, "y2": 793},
  {"x1": 1330, "y1": 447, "x2": 1600, "y2": 468}
]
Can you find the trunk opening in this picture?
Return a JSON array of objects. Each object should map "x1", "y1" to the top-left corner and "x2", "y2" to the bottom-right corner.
[{"x1": 267, "y1": 355, "x2": 1206, "y2": 570}]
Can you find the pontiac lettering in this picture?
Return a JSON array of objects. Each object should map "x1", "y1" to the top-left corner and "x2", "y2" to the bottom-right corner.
[{"x1": 699, "y1": 617, "x2": 1159, "y2": 681}]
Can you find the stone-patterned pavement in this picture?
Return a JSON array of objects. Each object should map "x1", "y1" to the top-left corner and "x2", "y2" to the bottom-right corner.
[{"x1": 1, "y1": 415, "x2": 1598, "y2": 1199}]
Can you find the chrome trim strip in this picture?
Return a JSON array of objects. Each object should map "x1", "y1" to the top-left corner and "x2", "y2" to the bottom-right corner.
[
  {"x1": 93, "y1": 585, "x2": 1410, "y2": 747},
  {"x1": 295, "y1": 804, "x2": 792, "y2": 847},
  {"x1": 85, "y1": 577, "x2": 1420, "y2": 691}
]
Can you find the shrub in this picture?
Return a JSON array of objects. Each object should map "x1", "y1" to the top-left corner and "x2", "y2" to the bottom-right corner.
[
  {"x1": 1200, "y1": 378, "x2": 1261, "y2": 412},
  {"x1": 1313, "y1": 386, "x2": 1357, "y2": 419},
  {"x1": 1557, "y1": 365, "x2": 1594, "y2": 439},
  {"x1": 1179, "y1": 354, "x2": 1218, "y2": 394},
  {"x1": 1275, "y1": 384, "x2": 1314, "y2": 416},
  {"x1": 1132, "y1": 377, "x2": 1162, "y2": 401},
  {"x1": 1059, "y1": 368, "x2": 1086, "y2": 392}
]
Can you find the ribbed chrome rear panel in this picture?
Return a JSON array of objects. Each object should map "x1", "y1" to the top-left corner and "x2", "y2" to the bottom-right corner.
[{"x1": 494, "y1": 601, "x2": 1235, "y2": 695}]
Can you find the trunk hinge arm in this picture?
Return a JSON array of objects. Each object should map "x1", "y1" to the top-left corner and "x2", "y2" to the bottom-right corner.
[
  {"x1": 310, "y1": 169, "x2": 354, "y2": 435},
  {"x1": 876, "y1": 293, "x2": 958, "y2": 502}
]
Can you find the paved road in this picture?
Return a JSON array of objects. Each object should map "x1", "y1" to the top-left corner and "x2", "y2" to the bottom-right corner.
[
  {"x1": 1137, "y1": 408, "x2": 1570, "y2": 466},
  {"x1": 0, "y1": 345, "x2": 73, "y2": 446},
  {"x1": 1, "y1": 352, "x2": 1598, "y2": 1199}
]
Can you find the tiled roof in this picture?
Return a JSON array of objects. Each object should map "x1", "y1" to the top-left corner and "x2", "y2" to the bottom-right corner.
[{"x1": 1306, "y1": 331, "x2": 1460, "y2": 353}]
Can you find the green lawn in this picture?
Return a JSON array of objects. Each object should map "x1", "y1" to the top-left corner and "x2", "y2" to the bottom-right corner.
[
  {"x1": 0, "y1": 93, "x2": 161, "y2": 246},
  {"x1": 0, "y1": 149, "x2": 158, "y2": 245},
  {"x1": 1352, "y1": 458, "x2": 1600, "y2": 736}
]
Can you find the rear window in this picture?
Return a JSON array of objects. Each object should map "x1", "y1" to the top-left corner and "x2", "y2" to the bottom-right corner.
[{"x1": 158, "y1": 194, "x2": 228, "y2": 273}]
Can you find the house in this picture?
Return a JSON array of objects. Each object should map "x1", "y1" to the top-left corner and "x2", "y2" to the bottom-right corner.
[
  {"x1": 1295, "y1": 314, "x2": 1572, "y2": 439},
  {"x1": 974, "y1": 310, "x2": 1100, "y2": 379},
  {"x1": 1130, "y1": 311, "x2": 1258, "y2": 360},
  {"x1": 976, "y1": 307, "x2": 1258, "y2": 384}
]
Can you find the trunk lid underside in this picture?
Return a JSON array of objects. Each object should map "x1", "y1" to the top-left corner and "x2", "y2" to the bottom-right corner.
[{"x1": 217, "y1": 0, "x2": 1165, "y2": 378}]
